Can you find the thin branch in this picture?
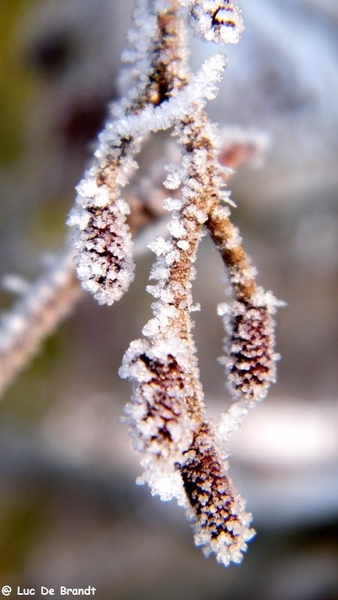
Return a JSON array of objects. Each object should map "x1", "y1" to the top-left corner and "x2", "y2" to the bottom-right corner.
[{"x1": 0, "y1": 250, "x2": 82, "y2": 398}]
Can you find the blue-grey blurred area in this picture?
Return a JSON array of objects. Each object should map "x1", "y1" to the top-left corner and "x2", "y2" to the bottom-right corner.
[{"x1": 1, "y1": 0, "x2": 338, "y2": 598}]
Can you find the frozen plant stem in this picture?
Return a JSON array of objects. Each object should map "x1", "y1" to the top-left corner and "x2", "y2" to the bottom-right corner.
[
  {"x1": 0, "y1": 251, "x2": 82, "y2": 398},
  {"x1": 67, "y1": 0, "x2": 281, "y2": 566},
  {"x1": 0, "y1": 0, "x2": 280, "y2": 568}
]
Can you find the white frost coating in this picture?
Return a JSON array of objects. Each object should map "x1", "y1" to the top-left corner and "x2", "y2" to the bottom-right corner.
[
  {"x1": 252, "y1": 287, "x2": 285, "y2": 313},
  {"x1": 147, "y1": 236, "x2": 173, "y2": 257},
  {"x1": 225, "y1": 225, "x2": 242, "y2": 249},
  {"x1": 167, "y1": 216, "x2": 187, "y2": 238},
  {"x1": 142, "y1": 318, "x2": 160, "y2": 338},
  {"x1": 218, "y1": 400, "x2": 249, "y2": 441},
  {"x1": 177, "y1": 240, "x2": 190, "y2": 250},
  {"x1": 149, "y1": 262, "x2": 170, "y2": 281},
  {"x1": 137, "y1": 468, "x2": 187, "y2": 504},
  {"x1": 205, "y1": 523, "x2": 255, "y2": 567},
  {"x1": 163, "y1": 168, "x2": 183, "y2": 190},
  {"x1": 194, "y1": 513, "x2": 255, "y2": 567},
  {"x1": 144, "y1": 303, "x2": 180, "y2": 337},
  {"x1": 164, "y1": 248, "x2": 181, "y2": 266},
  {"x1": 114, "y1": 54, "x2": 227, "y2": 142},
  {"x1": 217, "y1": 301, "x2": 230, "y2": 317},
  {"x1": 219, "y1": 190, "x2": 235, "y2": 206},
  {"x1": 163, "y1": 197, "x2": 183, "y2": 211},
  {"x1": 75, "y1": 178, "x2": 111, "y2": 208}
]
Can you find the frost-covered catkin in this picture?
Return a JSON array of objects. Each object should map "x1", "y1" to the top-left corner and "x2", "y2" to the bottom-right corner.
[
  {"x1": 120, "y1": 336, "x2": 256, "y2": 566},
  {"x1": 207, "y1": 200, "x2": 279, "y2": 408},
  {"x1": 68, "y1": 163, "x2": 136, "y2": 306},
  {"x1": 180, "y1": 422, "x2": 255, "y2": 566},
  {"x1": 68, "y1": 137, "x2": 140, "y2": 306},
  {"x1": 119, "y1": 337, "x2": 201, "y2": 502},
  {"x1": 218, "y1": 291, "x2": 280, "y2": 406}
]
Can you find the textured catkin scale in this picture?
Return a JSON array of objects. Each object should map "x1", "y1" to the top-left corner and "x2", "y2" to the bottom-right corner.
[
  {"x1": 180, "y1": 422, "x2": 255, "y2": 566},
  {"x1": 220, "y1": 294, "x2": 279, "y2": 405}
]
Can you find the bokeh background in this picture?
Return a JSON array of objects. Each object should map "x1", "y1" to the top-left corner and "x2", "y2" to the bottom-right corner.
[{"x1": 1, "y1": 0, "x2": 338, "y2": 598}]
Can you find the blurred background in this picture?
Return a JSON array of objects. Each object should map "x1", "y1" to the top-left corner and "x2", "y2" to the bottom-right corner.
[{"x1": 1, "y1": 0, "x2": 338, "y2": 598}]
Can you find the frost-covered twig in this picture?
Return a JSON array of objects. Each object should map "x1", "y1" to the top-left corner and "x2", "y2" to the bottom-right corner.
[
  {"x1": 118, "y1": 85, "x2": 277, "y2": 564},
  {"x1": 67, "y1": 0, "x2": 280, "y2": 566},
  {"x1": 0, "y1": 251, "x2": 82, "y2": 398},
  {"x1": 67, "y1": 0, "x2": 190, "y2": 306}
]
